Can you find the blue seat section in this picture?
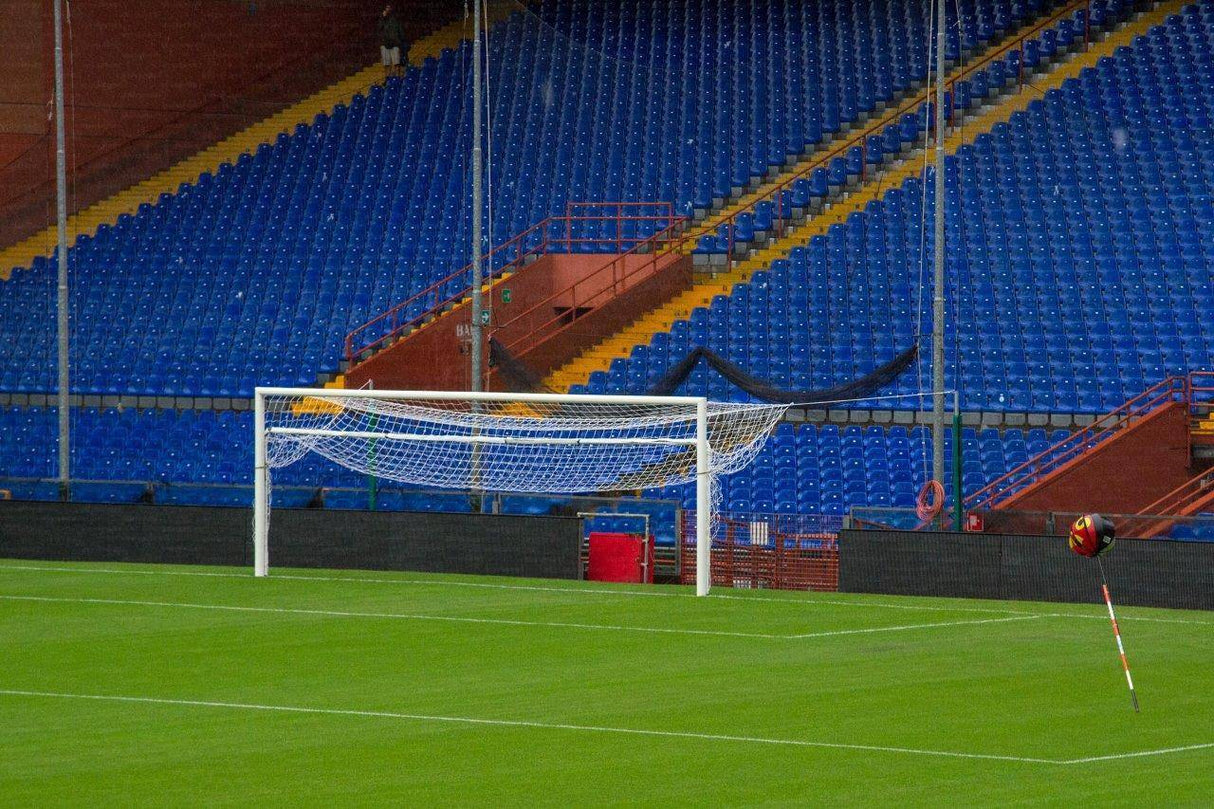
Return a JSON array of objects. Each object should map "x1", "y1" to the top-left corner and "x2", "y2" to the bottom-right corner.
[
  {"x1": 5, "y1": 406, "x2": 1212, "y2": 539},
  {"x1": 642, "y1": 422, "x2": 1070, "y2": 516},
  {"x1": 580, "y1": 1, "x2": 1214, "y2": 414},
  {"x1": 0, "y1": 0, "x2": 1056, "y2": 399},
  {"x1": 691, "y1": 0, "x2": 1121, "y2": 256},
  {"x1": 0, "y1": 405, "x2": 1033, "y2": 517}
]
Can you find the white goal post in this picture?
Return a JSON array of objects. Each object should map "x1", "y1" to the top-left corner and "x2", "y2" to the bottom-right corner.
[{"x1": 253, "y1": 387, "x2": 787, "y2": 596}]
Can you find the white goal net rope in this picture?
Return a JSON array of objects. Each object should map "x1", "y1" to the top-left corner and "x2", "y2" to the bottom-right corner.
[{"x1": 262, "y1": 393, "x2": 786, "y2": 497}]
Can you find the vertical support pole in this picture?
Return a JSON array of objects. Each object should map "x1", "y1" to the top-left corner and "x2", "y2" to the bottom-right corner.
[
  {"x1": 932, "y1": 0, "x2": 947, "y2": 507},
  {"x1": 695, "y1": 398, "x2": 711, "y2": 597},
  {"x1": 253, "y1": 390, "x2": 268, "y2": 577},
  {"x1": 952, "y1": 390, "x2": 963, "y2": 532},
  {"x1": 53, "y1": 0, "x2": 70, "y2": 500},
  {"x1": 468, "y1": 0, "x2": 485, "y2": 511},
  {"x1": 469, "y1": 0, "x2": 484, "y2": 394}
]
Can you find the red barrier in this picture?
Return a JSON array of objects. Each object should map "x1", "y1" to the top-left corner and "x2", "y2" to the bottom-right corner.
[{"x1": 587, "y1": 532, "x2": 654, "y2": 584}]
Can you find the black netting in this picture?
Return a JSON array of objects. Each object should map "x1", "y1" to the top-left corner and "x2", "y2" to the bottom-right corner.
[{"x1": 491, "y1": 337, "x2": 918, "y2": 405}]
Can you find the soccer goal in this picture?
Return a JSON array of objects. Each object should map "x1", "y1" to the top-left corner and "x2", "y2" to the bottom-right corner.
[{"x1": 253, "y1": 388, "x2": 786, "y2": 595}]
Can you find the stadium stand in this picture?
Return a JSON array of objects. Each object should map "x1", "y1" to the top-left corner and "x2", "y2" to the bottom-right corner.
[
  {"x1": 0, "y1": 0, "x2": 432, "y2": 253},
  {"x1": 1, "y1": 0, "x2": 1065, "y2": 398},
  {"x1": 566, "y1": 0, "x2": 1209, "y2": 418},
  {"x1": 2, "y1": 0, "x2": 1211, "y2": 533}
]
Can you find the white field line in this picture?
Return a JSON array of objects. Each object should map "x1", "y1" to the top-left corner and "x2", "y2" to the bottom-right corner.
[
  {"x1": 1, "y1": 688, "x2": 1207, "y2": 766},
  {"x1": 0, "y1": 688, "x2": 1058, "y2": 764},
  {"x1": 1066, "y1": 742, "x2": 1214, "y2": 763},
  {"x1": 0, "y1": 594, "x2": 1039, "y2": 641},
  {"x1": 0, "y1": 562, "x2": 1210, "y2": 627},
  {"x1": 788, "y1": 615, "x2": 1042, "y2": 638}
]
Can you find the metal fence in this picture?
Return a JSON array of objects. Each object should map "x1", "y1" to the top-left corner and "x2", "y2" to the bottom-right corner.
[{"x1": 679, "y1": 511, "x2": 843, "y2": 592}]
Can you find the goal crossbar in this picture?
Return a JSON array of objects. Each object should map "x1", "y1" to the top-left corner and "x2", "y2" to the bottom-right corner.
[
  {"x1": 266, "y1": 427, "x2": 698, "y2": 447},
  {"x1": 255, "y1": 386, "x2": 704, "y2": 406}
]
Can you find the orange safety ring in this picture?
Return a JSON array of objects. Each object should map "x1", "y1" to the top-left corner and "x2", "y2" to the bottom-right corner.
[{"x1": 916, "y1": 480, "x2": 945, "y2": 522}]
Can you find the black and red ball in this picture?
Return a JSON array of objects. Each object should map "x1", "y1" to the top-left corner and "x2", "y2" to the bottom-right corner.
[{"x1": 1068, "y1": 513, "x2": 1116, "y2": 557}]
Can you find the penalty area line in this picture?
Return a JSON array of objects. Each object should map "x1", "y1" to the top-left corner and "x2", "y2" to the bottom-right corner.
[
  {"x1": 788, "y1": 614, "x2": 1043, "y2": 638},
  {"x1": 0, "y1": 688, "x2": 1059, "y2": 765},
  {"x1": 1064, "y1": 742, "x2": 1214, "y2": 763}
]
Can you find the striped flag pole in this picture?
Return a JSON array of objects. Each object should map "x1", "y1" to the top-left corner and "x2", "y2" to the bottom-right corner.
[{"x1": 1098, "y1": 558, "x2": 1140, "y2": 713}]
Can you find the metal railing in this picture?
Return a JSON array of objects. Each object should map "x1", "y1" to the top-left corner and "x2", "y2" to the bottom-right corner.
[
  {"x1": 678, "y1": 511, "x2": 843, "y2": 592},
  {"x1": 343, "y1": 202, "x2": 680, "y2": 363},
  {"x1": 964, "y1": 375, "x2": 1191, "y2": 513},
  {"x1": 490, "y1": 209, "x2": 689, "y2": 359},
  {"x1": 850, "y1": 505, "x2": 1214, "y2": 541}
]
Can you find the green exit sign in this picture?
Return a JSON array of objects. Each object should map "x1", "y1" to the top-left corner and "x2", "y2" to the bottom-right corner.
[{"x1": 501, "y1": 288, "x2": 512, "y2": 304}]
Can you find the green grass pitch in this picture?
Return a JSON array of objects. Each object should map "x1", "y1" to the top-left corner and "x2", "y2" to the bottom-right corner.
[{"x1": 0, "y1": 559, "x2": 1211, "y2": 806}]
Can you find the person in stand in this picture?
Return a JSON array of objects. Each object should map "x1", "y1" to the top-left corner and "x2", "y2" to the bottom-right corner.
[{"x1": 378, "y1": 4, "x2": 405, "y2": 79}]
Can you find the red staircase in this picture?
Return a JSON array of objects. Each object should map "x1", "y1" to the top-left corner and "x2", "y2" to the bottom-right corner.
[
  {"x1": 965, "y1": 376, "x2": 1200, "y2": 520},
  {"x1": 1131, "y1": 468, "x2": 1214, "y2": 538},
  {"x1": 343, "y1": 202, "x2": 691, "y2": 391}
]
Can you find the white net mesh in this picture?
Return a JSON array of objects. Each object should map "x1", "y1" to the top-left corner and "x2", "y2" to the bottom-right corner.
[{"x1": 262, "y1": 392, "x2": 786, "y2": 495}]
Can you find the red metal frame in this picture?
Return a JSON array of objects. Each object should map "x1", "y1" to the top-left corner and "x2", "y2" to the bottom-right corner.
[
  {"x1": 344, "y1": 202, "x2": 679, "y2": 362},
  {"x1": 964, "y1": 375, "x2": 1192, "y2": 514},
  {"x1": 677, "y1": 511, "x2": 841, "y2": 592},
  {"x1": 688, "y1": 0, "x2": 1092, "y2": 260},
  {"x1": 1136, "y1": 468, "x2": 1214, "y2": 518},
  {"x1": 491, "y1": 212, "x2": 688, "y2": 358}
]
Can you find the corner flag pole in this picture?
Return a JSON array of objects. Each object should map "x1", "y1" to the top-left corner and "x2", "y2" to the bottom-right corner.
[{"x1": 1097, "y1": 557, "x2": 1140, "y2": 713}]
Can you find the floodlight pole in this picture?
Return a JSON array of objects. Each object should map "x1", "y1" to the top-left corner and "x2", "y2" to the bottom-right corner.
[
  {"x1": 467, "y1": 0, "x2": 487, "y2": 510},
  {"x1": 469, "y1": 0, "x2": 485, "y2": 392},
  {"x1": 54, "y1": 0, "x2": 71, "y2": 498},
  {"x1": 931, "y1": 0, "x2": 947, "y2": 516}
]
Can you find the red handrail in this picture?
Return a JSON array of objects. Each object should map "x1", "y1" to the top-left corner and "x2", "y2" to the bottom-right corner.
[
  {"x1": 964, "y1": 375, "x2": 1190, "y2": 513},
  {"x1": 343, "y1": 215, "x2": 561, "y2": 362},
  {"x1": 492, "y1": 213, "x2": 689, "y2": 356},
  {"x1": 1136, "y1": 468, "x2": 1214, "y2": 517},
  {"x1": 688, "y1": 0, "x2": 1092, "y2": 258},
  {"x1": 343, "y1": 202, "x2": 678, "y2": 362}
]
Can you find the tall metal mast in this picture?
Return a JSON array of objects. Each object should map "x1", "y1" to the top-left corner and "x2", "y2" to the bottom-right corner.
[
  {"x1": 932, "y1": 0, "x2": 947, "y2": 506},
  {"x1": 54, "y1": 0, "x2": 71, "y2": 497},
  {"x1": 469, "y1": 0, "x2": 485, "y2": 391}
]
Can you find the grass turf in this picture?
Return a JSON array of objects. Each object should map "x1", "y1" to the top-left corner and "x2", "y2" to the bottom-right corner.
[{"x1": 0, "y1": 560, "x2": 1211, "y2": 806}]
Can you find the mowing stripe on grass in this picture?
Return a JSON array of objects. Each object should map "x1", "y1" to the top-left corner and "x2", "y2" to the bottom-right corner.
[
  {"x1": 0, "y1": 594, "x2": 785, "y2": 639},
  {"x1": 0, "y1": 594, "x2": 1039, "y2": 640},
  {"x1": 0, "y1": 688, "x2": 1061, "y2": 764},
  {"x1": 1, "y1": 562, "x2": 1211, "y2": 626}
]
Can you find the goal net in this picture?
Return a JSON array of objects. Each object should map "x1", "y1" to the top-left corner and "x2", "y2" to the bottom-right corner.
[{"x1": 254, "y1": 388, "x2": 787, "y2": 594}]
